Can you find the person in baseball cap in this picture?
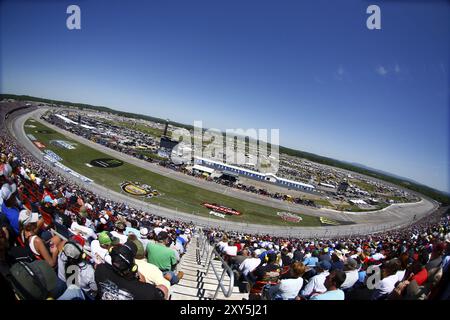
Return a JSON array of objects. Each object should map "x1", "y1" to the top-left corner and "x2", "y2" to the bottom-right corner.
[
  {"x1": 43, "y1": 195, "x2": 57, "y2": 206},
  {"x1": 316, "y1": 260, "x2": 332, "y2": 271},
  {"x1": 110, "y1": 241, "x2": 138, "y2": 275},
  {"x1": 331, "y1": 250, "x2": 345, "y2": 271},
  {"x1": 344, "y1": 257, "x2": 359, "y2": 270},
  {"x1": 98, "y1": 231, "x2": 120, "y2": 246},
  {"x1": 147, "y1": 230, "x2": 183, "y2": 286},
  {"x1": 1, "y1": 184, "x2": 20, "y2": 235},
  {"x1": 109, "y1": 220, "x2": 128, "y2": 244},
  {"x1": 250, "y1": 250, "x2": 281, "y2": 288},
  {"x1": 89, "y1": 231, "x2": 116, "y2": 266}
]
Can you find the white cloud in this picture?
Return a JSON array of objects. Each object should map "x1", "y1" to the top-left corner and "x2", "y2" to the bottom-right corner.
[
  {"x1": 439, "y1": 62, "x2": 446, "y2": 77},
  {"x1": 394, "y1": 64, "x2": 401, "y2": 74},
  {"x1": 376, "y1": 65, "x2": 388, "y2": 76},
  {"x1": 313, "y1": 76, "x2": 324, "y2": 84},
  {"x1": 334, "y1": 65, "x2": 345, "y2": 80}
]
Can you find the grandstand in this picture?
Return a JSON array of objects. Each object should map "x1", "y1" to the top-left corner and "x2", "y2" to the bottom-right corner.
[
  {"x1": 0, "y1": 102, "x2": 449, "y2": 301},
  {"x1": 194, "y1": 157, "x2": 316, "y2": 192}
]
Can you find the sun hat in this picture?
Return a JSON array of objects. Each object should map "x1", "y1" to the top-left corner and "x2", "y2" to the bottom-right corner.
[
  {"x1": 115, "y1": 220, "x2": 126, "y2": 231},
  {"x1": 344, "y1": 257, "x2": 359, "y2": 270},
  {"x1": 140, "y1": 227, "x2": 148, "y2": 237},
  {"x1": 334, "y1": 250, "x2": 344, "y2": 260},
  {"x1": 19, "y1": 209, "x2": 40, "y2": 225}
]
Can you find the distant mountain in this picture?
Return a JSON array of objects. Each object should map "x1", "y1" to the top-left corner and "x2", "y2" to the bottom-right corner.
[
  {"x1": 348, "y1": 162, "x2": 421, "y2": 184},
  {"x1": 348, "y1": 162, "x2": 449, "y2": 195}
]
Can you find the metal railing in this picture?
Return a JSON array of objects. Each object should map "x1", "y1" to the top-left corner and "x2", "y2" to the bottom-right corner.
[
  {"x1": 197, "y1": 230, "x2": 211, "y2": 262},
  {"x1": 197, "y1": 230, "x2": 235, "y2": 299}
]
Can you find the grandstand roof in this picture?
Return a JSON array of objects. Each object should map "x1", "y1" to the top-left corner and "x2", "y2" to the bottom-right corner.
[
  {"x1": 192, "y1": 164, "x2": 215, "y2": 174},
  {"x1": 195, "y1": 157, "x2": 315, "y2": 189}
]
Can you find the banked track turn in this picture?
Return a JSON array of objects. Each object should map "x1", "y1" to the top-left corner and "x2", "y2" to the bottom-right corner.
[{"x1": 5, "y1": 105, "x2": 440, "y2": 238}]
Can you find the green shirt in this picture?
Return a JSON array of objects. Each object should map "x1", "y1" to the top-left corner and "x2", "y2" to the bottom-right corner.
[{"x1": 146, "y1": 242, "x2": 177, "y2": 271}]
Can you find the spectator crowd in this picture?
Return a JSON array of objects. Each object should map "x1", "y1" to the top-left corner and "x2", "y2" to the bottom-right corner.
[
  {"x1": 207, "y1": 205, "x2": 450, "y2": 300},
  {"x1": 1, "y1": 106, "x2": 192, "y2": 300},
  {"x1": 1, "y1": 104, "x2": 449, "y2": 301}
]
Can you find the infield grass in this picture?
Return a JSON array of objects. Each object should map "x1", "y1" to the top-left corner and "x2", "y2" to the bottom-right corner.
[{"x1": 24, "y1": 118, "x2": 327, "y2": 227}]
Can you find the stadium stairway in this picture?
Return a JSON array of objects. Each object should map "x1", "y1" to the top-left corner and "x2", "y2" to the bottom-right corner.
[{"x1": 170, "y1": 234, "x2": 249, "y2": 300}]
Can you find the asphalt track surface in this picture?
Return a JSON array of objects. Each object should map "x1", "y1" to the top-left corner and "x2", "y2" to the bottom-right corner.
[{"x1": 7, "y1": 107, "x2": 440, "y2": 238}]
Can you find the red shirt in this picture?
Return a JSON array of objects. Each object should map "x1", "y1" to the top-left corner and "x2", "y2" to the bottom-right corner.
[{"x1": 412, "y1": 268, "x2": 428, "y2": 286}]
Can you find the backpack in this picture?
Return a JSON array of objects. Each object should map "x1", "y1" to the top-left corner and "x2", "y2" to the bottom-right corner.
[
  {"x1": 7, "y1": 245, "x2": 35, "y2": 264},
  {"x1": 8, "y1": 260, "x2": 57, "y2": 300}
]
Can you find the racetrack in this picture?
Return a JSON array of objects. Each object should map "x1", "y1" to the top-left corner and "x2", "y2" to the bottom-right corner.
[{"x1": 6, "y1": 105, "x2": 440, "y2": 238}]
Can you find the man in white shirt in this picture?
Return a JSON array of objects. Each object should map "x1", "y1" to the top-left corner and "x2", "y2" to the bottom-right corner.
[
  {"x1": 341, "y1": 258, "x2": 359, "y2": 290},
  {"x1": 268, "y1": 262, "x2": 306, "y2": 300},
  {"x1": 110, "y1": 220, "x2": 128, "y2": 244},
  {"x1": 90, "y1": 231, "x2": 118, "y2": 265},
  {"x1": 372, "y1": 273, "x2": 398, "y2": 299},
  {"x1": 309, "y1": 270, "x2": 346, "y2": 300},
  {"x1": 223, "y1": 241, "x2": 238, "y2": 257},
  {"x1": 170, "y1": 240, "x2": 182, "y2": 261},
  {"x1": 70, "y1": 220, "x2": 97, "y2": 240},
  {"x1": 217, "y1": 235, "x2": 229, "y2": 253},
  {"x1": 371, "y1": 259, "x2": 401, "y2": 300},
  {"x1": 153, "y1": 224, "x2": 164, "y2": 236},
  {"x1": 239, "y1": 252, "x2": 261, "y2": 277},
  {"x1": 371, "y1": 248, "x2": 386, "y2": 261},
  {"x1": 179, "y1": 231, "x2": 190, "y2": 245},
  {"x1": 139, "y1": 228, "x2": 150, "y2": 248},
  {"x1": 300, "y1": 260, "x2": 331, "y2": 298}
]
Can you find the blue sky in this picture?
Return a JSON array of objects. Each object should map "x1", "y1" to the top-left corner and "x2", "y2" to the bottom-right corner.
[{"x1": 1, "y1": 0, "x2": 449, "y2": 192}]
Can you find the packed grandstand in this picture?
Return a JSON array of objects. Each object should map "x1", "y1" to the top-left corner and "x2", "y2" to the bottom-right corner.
[{"x1": 1, "y1": 103, "x2": 449, "y2": 301}]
